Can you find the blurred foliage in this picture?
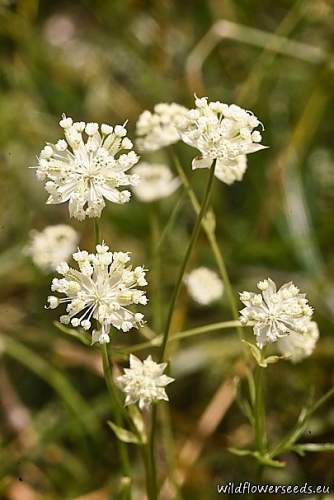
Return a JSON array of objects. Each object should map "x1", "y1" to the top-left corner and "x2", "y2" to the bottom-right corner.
[{"x1": 1, "y1": 0, "x2": 334, "y2": 498}]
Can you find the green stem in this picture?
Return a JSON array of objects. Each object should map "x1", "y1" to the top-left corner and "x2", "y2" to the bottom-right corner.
[
  {"x1": 149, "y1": 204, "x2": 162, "y2": 333},
  {"x1": 254, "y1": 365, "x2": 266, "y2": 456},
  {"x1": 120, "y1": 320, "x2": 241, "y2": 354},
  {"x1": 172, "y1": 153, "x2": 244, "y2": 341},
  {"x1": 154, "y1": 191, "x2": 185, "y2": 255},
  {"x1": 159, "y1": 159, "x2": 217, "y2": 363},
  {"x1": 94, "y1": 219, "x2": 101, "y2": 246},
  {"x1": 147, "y1": 408, "x2": 158, "y2": 500},
  {"x1": 147, "y1": 161, "x2": 217, "y2": 500},
  {"x1": 270, "y1": 385, "x2": 334, "y2": 458},
  {"x1": 101, "y1": 345, "x2": 132, "y2": 498}
]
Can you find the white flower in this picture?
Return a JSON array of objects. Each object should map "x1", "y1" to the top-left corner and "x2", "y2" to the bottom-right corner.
[
  {"x1": 178, "y1": 96, "x2": 267, "y2": 184},
  {"x1": 185, "y1": 267, "x2": 224, "y2": 305},
  {"x1": 277, "y1": 321, "x2": 319, "y2": 363},
  {"x1": 47, "y1": 243, "x2": 148, "y2": 344},
  {"x1": 34, "y1": 116, "x2": 140, "y2": 220},
  {"x1": 240, "y1": 278, "x2": 314, "y2": 348},
  {"x1": 117, "y1": 354, "x2": 174, "y2": 410},
  {"x1": 214, "y1": 155, "x2": 247, "y2": 185},
  {"x1": 26, "y1": 225, "x2": 79, "y2": 272},
  {"x1": 136, "y1": 103, "x2": 188, "y2": 152},
  {"x1": 132, "y1": 162, "x2": 180, "y2": 202}
]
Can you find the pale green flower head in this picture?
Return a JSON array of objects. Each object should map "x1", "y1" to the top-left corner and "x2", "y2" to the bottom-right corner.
[
  {"x1": 240, "y1": 278, "x2": 314, "y2": 349},
  {"x1": 47, "y1": 243, "x2": 148, "y2": 344},
  {"x1": 117, "y1": 354, "x2": 174, "y2": 410},
  {"x1": 26, "y1": 224, "x2": 78, "y2": 272},
  {"x1": 35, "y1": 116, "x2": 140, "y2": 220},
  {"x1": 136, "y1": 102, "x2": 188, "y2": 152},
  {"x1": 132, "y1": 162, "x2": 180, "y2": 202},
  {"x1": 278, "y1": 321, "x2": 319, "y2": 363},
  {"x1": 185, "y1": 267, "x2": 224, "y2": 306},
  {"x1": 179, "y1": 96, "x2": 267, "y2": 184}
]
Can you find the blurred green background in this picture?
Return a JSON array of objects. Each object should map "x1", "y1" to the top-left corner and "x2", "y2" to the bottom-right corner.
[{"x1": 1, "y1": 0, "x2": 334, "y2": 498}]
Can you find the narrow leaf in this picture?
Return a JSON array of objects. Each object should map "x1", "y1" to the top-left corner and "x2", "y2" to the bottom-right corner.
[
  {"x1": 107, "y1": 421, "x2": 141, "y2": 444},
  {"x1": 128, "y1": 405, "x2": 146, "y2": 439},
  {"x1": 295, "y1": 443, "x2": 334, "y2": 453}
]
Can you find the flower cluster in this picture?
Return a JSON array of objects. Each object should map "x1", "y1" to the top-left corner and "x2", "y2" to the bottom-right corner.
[
  {"x1": 35, "y1": 116, "x2": 140, "y2": 220},
  {"x1": 179, "y1": 96, "x2": 266, "y2": 184},
  {"x1": 117, "y1": 354, "x2": 174, "y2": 410},
  {"x1": 136, "y1": 102, "x2": 188, "y2": 152},
  {"x1": 277, "y1": 321, "x2": 319, "y2": 363},
  {"x1": 132, "y1": 162, "x2": 180, "y2": 202},
  {"x1": 239, "y1": 278, "x2": 314, "y2": 349},
  {"x1": 185, "y1": 267, "x2": 224, "y2": 305},
  {"x1": 26, "y1": 224, "x2": 79, "y2": 272},
  {"x1": 214, "y1": 155, "x2": 248, "y2": 185},
  {"x1": 47, "y1": 243, "x2": 148, "y2": 344}
]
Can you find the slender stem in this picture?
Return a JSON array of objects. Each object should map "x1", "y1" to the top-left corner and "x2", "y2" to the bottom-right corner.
[
  {"x1": 120, "y1": 320, "x2": 241, "y2": 354},
  {"x1": 94, "y1": 219, "x2": 100, "y2": 245},
  {"x1": 101, "y1": 345, "x2": 132, "y2": 494},
  {"x1": 142, "y1": 445, "x2": 155, "y2": 500},
  {"x1": 147, "y1": 161, "x2": 217, "y2": 500},
  {"x1": 172, "y1": 153, "x2": 244, "y2": 341},
  {"x1": 148, "y1": 407, "x2": 158, "y2": 500},
  {"x1": 93, "y1": 201, "x2": 131, "y2": 497},
  {"x1": 149, "y1": 204, "x2": 162, "y2": 333},
  {"x1": 159, "y1": 160, "x2": 217, "y2": 363},
  {"x1": 254, "y1": 365, "x2": 266, "y2": 456},
  {"x1": 154, "y1": 191, "x2": 185, "y2": 255},
  {"x1": 270, "y1": 385, "x2": 334, "y2": 458}
]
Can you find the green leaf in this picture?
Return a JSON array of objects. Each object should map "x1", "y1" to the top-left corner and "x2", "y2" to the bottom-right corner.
[
  {"x1": 127, "y1": 405, "x2": 146, "y2": 442},
  {"x1": 294, "y1": 443, "x2": 334, "y2": 453},
  {"x1": 254, "y1": 452, "x2": 285, "y2": 468},
  {"x1": 263, "y1": 354, "x2": 287, "y2": 366},
  {"x1": 228, "y1": 448, "x2": 285, "y2": 468},
  {"x1": 54, "y1": 321, "x2": 91, "y2": 346},
  {"x1": 107, "y1": 421, "x2": 141, "y2": 444},
  {"x1": 246, "y1": 369, "x2": 256, "y2": 407},
  {"x1": 242, "y1": 340, "x2": 263, "y2": 365},
  {"x1": 236, "y1": 391, "x2": 254, "y2": 424},
  {"x1": 228, "y1": 447, "x2": 254, "y2": 457},
  {"x1": 242, "y1": 341, "x2": 286, "y2": 367}
]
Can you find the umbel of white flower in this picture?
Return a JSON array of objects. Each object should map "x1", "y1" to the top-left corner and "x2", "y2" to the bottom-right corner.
[
  {"x1": 35, "y1": 116, "x2": 140, "y2": 220},
  {"x1": 178, "y1": 96, "x2": 267, "y2": 184},
  {"x1": 117, "y1": 354, "x2": 174, "y2": 410},
  {"x1": 185, "y1": 267, "x2": 224, "y2": 305},
  {"x1": 26, "y1": 224, "x2": 78, "y2": 272},
  {"x1": 136, "y1": 102, "x2": 188, "y2": 152},
  {"x1": 277, "y1": 321, "x2": 319, "y2": 363},
  {"x1": 239, "y1": 278, "x2": 313, "y2": 349},
  {"x1": 132, "y1": 162, "x2": 180, "y2": 202},
  {"x1": 47, "y1": 243, "x2": 148, "y2": 344}
]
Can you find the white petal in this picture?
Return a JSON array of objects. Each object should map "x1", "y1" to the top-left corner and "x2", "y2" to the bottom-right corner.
[
  {"x1": 192, "y1": 156, "x2": 213, "y2": 170},
  {"x1": 246, "y1": 143, "x2": 268, "y2": 154},
  {"x1": 129, "y1": 354, "x2": 142, "y2": 369}
]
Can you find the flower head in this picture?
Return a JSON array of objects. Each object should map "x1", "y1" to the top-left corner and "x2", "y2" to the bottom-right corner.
[
  {"x1": 239, "y1": 278, "x2": 313, "y2": 348},
  {"x1": 214, "y1": 155, "x2": 247, "y2": 185},
  {"x1": 132, "y1": 162, "x2": 180, "y2": 202},
  {"x1": 117, "y1": 354, "x2": 174, "y2": 410},
  {"x1": 277, "y1": 321, "x2": 319, "y2": 363},
  {"x1": 26, "y1": 224, "x2": 79, "y2": 272},
  {"x1": 47, "y1": 243, "x2": 148, "y2": 344},
  {"x1": 179, "y1": 96, "x2": 266, "y2": 184},
  {"x1": 136, "y1": 103, "x2": 188, "y2": 152},
  {"x1": 35, "y1": 116, "x2": 140, "y2": 220},
  {"x1": 185, "y1": 267, "x2": 224, "y2": 305}
]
